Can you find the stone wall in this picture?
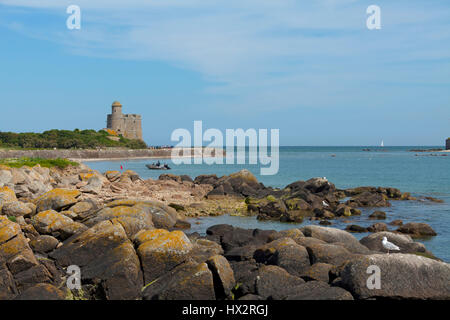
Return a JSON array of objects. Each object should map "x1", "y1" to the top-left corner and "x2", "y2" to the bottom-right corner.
[{"x1": 0, "y1": 148, "x2": 224, "y2": 160}]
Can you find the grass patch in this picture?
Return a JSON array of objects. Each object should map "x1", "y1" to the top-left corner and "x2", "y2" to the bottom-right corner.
[
  {"x1": 0, "y1": 157, "x2": 79, "y2": 169},
  {"x1": 7, "y1": 216, "x2": 17, "y2": 223}
]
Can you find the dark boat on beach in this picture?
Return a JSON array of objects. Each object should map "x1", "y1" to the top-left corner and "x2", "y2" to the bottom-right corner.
[{"x1": 146, "y1": 164, "x2": 171, "y2": 170}]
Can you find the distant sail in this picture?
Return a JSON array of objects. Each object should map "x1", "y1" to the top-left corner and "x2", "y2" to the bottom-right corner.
[{"x1": 381, "y1": 140, "x2": 384, "y2": 147}]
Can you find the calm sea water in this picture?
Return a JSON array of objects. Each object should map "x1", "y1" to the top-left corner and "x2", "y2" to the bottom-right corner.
[{"x1": 86, "y1": 146, "x2": 450, "y2": 262}]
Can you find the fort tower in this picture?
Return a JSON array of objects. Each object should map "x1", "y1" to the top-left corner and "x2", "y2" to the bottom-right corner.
[{"x1": 106, "y1": 101, "x2": 143, "y2": 140}]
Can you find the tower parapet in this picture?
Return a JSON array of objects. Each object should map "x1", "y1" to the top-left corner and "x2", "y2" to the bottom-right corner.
[{"x1": 106, "y1": 101, "x2": 143, "y2": 140}]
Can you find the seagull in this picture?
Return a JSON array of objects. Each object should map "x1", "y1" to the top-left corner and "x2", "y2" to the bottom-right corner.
[
  {"x1": 382, "y1": 236, "x2": 400, "y2": 254},
  {"x1": 322, "y1": 200, "x2": 329, "y2": 207}
]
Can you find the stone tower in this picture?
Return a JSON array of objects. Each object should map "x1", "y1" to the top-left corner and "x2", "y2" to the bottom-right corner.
[
  {"x1": 446, "y1": 138, "x2": 450, "y2": 150},
  {"x1": 106, "y1": 101, "x2": 143, "y2": 140}
]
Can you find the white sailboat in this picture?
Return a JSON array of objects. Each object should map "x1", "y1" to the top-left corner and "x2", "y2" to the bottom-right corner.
[{"x1": 380, "y1": 140, "x2": 384, "y2": 147}]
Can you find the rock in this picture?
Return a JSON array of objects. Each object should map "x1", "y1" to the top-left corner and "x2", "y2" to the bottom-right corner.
[
  {"x1": 0, "y1": 186, "x2": 17, "y2": 210},
  {"x1": 253, "y1": 237, "x2": 310, "y2": 277},
  {"x1": 340, "y1": 254, "x2": 450, "y2": 299},
  {"x1": 285, "y1": 281, "x2": 354, "y2": 300},
  {"x1": 137, "y1": 230, "x2": 193, "y2": 284},
  {"x1": 173, "y1": 219, "x2": 191, "y2": 230},
  {"x1": 105, "y1": 170, "x2": 121, "y2": 182},
  {"x1": 300, "y1": 262, "x2": 333, "y2": 282},
  {"x1": 12, "y1": 264, "x2": 54, "y2": 293},
  {"x1": 334, "y1": 204, "x2": 352, "y2": 217},
  {"x1": 255, "y1": 265, "x2": 305, "y2": 300},
  {"x1": 257, "y1": 200, "x2": 288, "y2": 220},
  {"x1": 69, "y1": 201, "x2": 93, "y2": 217},
  {"x1": 142, "y1": 261, "x2": 215, "y2": 300},
  {"x1": 397, "y1": 222, "x2": 437, "y2": 237},
  {"x1": 50, "y1": 220, "x2": 143, "y2": 300},
  {"x1": 29, "y1": 235, "x2": 59, "y2": 253},
  {"x1": 345, "y1": 225, "x2": 368, "y2": 233},
  {"x1": 359, "y1": 232, "x2": 434, "y2": 257},
  {"x1": 319, "y1": 220, "x2": 332, "y2": 226},
  {"x1": 390, "y1": 219, "x2": 403, "y2": 226},
  {"x1": 14, "y1": 283, "x2": 65, "y2": 300},
  {"x1": 107, "y1": 200, "x2": 177, "y2": 230},
  {"x1": 346, "y1": 192, "x2": 390, "y2": 207},
  {"x1": 303, "y1": 177, "x2": 335, "y2": 194},
  {"x1": 84, "y1": 204, "x2": 153, "y2": 238},
  {"x1": 306, "y1": 243, "x2": 357, "y2": 267},
  {"x1": 369, "y1": 210, "x2": 386, "y2": 219},
  {"x1": 300, "y1": 225, "x2": 370, "y2": 254},
  {"x1": 267, "y1": 228, "x2": 304, "y2": 243},
  {"x1": 1, "y1": 201, "x2": 33, "y2": 217},
  {"x1": 229, "y1": 260, "x2": 261, "y2": 298},
  {"x1": 206, "y1": 255, "x2": 235, "y2": 299},
  {"x1": 191, "y1": 238, "x2": 224, "y2": 263},
  {"x1": 31, "y1": 210, "x2": 87, "y2": 240},
  {"x1": 367, "y1": 222, "x2": 388, "y2": 233},
  {"x1": 0, "y1": 170, "x2": 13, "y2": 186},
  {"x1": 34, "y1": 189, "x2": 81, "y2": 212},
  {"x1": 194, "y1": 174, "x2": 219, "y2": 185},
  {"x1": 80, "y1": 175, "x2": 104, "y2": 194},
  {"x1": 159, "y1": 174, "x2": 182, "y2": 183}
]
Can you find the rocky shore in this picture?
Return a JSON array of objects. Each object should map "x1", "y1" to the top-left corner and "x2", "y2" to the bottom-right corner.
[{"x1": 0, "y1": 163, "x2": 449, "y2": 300}]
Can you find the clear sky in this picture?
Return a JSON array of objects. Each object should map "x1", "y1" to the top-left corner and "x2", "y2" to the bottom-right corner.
[{"x1": 0, "y1": 0, "x2": 449, "y2": 146}]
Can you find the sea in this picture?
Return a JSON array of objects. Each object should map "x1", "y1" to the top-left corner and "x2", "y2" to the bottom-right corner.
[{"x1": 85, "y1": 146, "x2": 450, "y2": 262}]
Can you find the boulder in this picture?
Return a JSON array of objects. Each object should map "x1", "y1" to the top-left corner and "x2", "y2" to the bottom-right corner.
[
  {"x1": 254, "y1": 265, "x2": 305, "y2": 300},
  {"x1": 206, "y1": 255, "x2": 235, "y2": 299},
  {"x1": 397, "y1": 223, "x2": 437, "y2": 237},
  {"x1": 142, "y1": 261, "x2": 215, "y2": 300},
  {"x1": 34, "y1": 189, "x2": 81, "y2": 213},
  {"x1": 14, "y1": 283, "x2": 65, "y2": 300},
  {"x1": 285, "y1": 281, "x2": 353, "y2": 300},
  {"x1": 346, "y1": 192, "x2": 390, "y2": 207},
  {"x1": 84, "y1": 205, "x2": 153, "y2": 238},
  {"x1": 267, "y1": 228, "x2": 304, "y2": 243},
  {"x1": 306, "y1": 243, "x2": 357, "y2": 267},
  {"x1": 301, "y1": 225, "x2": 370, "y2": 254},
  {"x1": 137, "y1": 230, "x2": 193, "y2": 284},
  {"x1": 369, "y1": 210, "x2": 386, "y2": 220},
  {"x1": 359, "y1": 232, "x2": 434, "y2": 257},
  {"x1": 367, "y1": 222, "x2": 388, "y2": 233},
  {"x1": 340, "y1": 254, "x2": 450, "y2": 299},
  {"x1": 31, "y1": 210, "x2": 87, "y2": 240},
  {"x1": 253, "y1": 237, "x2": 310, "y2": 277},
  {"x1": 29, "y1": 235, "x2": 59, "y2": 254},
  {"x1": 190, "y1": 238, "x2": 224, "y2": 263},
  {"x1": 0, "y1": 186, "x2": 17, "y2": 210},
  {"x1": 300, "y1": 262, "x2": 333, "y2": 283},
  {"x1": 50, "y1": 220, "x2": 143, "y2": 300},
  {"x1": 1, "y1": 201, "x2": 33, "y2": 217},
  {"x1": 345, "y1": 225, "x2": 368, "y2": 233}
]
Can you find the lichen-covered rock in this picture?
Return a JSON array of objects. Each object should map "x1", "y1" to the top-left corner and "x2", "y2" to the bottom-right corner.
[
  {"x1": 300, "y1": 262, "x2": 334, "y2": 283},
  {"x1": 137, "y1": 230, "x2": 193, "y2": 284},
  {"x1": 142, "y1": 261, "x2": 215, "y2": 300},
  {"x1": 31, "y1": 210, "x2": 87, "y2": 240},
  {"x1": 0, "y1": 186, "x2": 17, "y2": 210},
  {"x1": 50, "y1": 220, "x2": 143, "y2": 300},
  {"x1": 14, "y1": 283, "x2": 65, "y2": 300},
  {"x1": 34, "y1": 188, "x2": 81, "y2": 212},
  {"x1": 2, "y1": 201, "x2": 33, "y2": 217},
  {"x1": 369, "y1": 210, "x2": 386, "y2": 220},
  {"x1": 267, "y1": 228, "x2": 304, "y2": 243},
  {"x1": 85, "y1": 204, "x2": 154, "y2": 238},
  {"x1": 340, "y1": 254, "x2": 450, "y2": 299},
  {"x1": 207, "y1": 255, "x2": 235, "y2": 299},
  {"x1": 29, "y1": 235, "x2": 59, "y2": 253}
]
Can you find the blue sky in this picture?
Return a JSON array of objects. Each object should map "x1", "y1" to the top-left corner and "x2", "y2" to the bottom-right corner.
[{"x1": 0, "y1": 0, "x2": 449, "y2": 146}]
